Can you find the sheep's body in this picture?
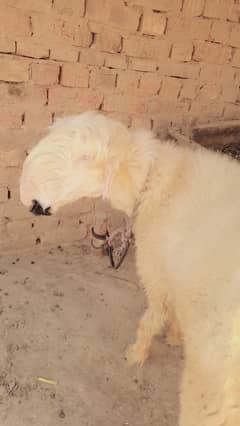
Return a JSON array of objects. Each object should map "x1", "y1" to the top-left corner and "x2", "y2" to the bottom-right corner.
[{"x1": 20, "y1": 111, "x2": 240, "y2": 425}]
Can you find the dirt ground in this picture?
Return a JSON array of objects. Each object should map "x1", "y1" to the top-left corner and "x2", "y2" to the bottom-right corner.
[{"x1": 0, "y1": 243, "x2": 183, "y2": 426}]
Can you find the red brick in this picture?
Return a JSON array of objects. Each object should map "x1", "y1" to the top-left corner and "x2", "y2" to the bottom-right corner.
[
  {"x1": 160, "y1": 77, "x2": 182, "y2": 101},
  {"x1": 24, "y1": 109, "x2": 53, "y2": 129},
  {"x1": 190, "y1": 100, "x2": 224, "y2": 120},
  {"x1": 199, "y1": 64, "x2": 223, "y2": 81},
  {"x1": 103, "y1": 93, "x2": 146, "y2": 114},
  {"x1": 183, "y1": 0, "x2": 205, "y2": 16},
  {"x1": 228, "y1": 3, "x2": 240, "y2": 22},
  {"x1": 197, "y1": 83, "x2": 221, "y2": 101},
  {"x1": 31, "y1": 62, "x2": 60, "y2": 85},
  {"x1": 199, "y1": 65, "x2": 236, "y2": 103},
  {"x1": 88, "y1": 20, "x2": 105, "y2": 34},
  {"x1": 53, "y1": 0, "x2": 85, "y2": 17},
  {"x1": 0, "y1": 55, "x2": 30, "y2": 82},
  {"x1": 0, "y1": 166, "x2": 20, "y2": 187},
  {"x1": 180, "y1": 80, "x2": 199, "y2": 100},
  {"x1": 123, "y1": 36, "x2": 170, "y2": 60},
  {"x1": 86, "y1": 0, "x2": 109, "y2": 22},
  {"x1": 221, "y1": 66, "x2": 236, "y2": 84},
  {"x1": 232, "y1": 49, "x2": 240, "y2": 68},
  {"x1": 80, "y1": 49, "x2": 105, "y2": 66},
  {"x1": 94, "y1": 31, "x2": 122, "y2": 53},
  {"x1": 142, "y1": 11, "x2": 167, "y2": 36},
  {"x1": 220, "y1": 67, "x2": 238, "y2": 102},
  {"x1": 50, "y1": 43, "x2": 79, "y2": 62},
  {"x1": 105, "y1": 54, "x2": 127, "y2": 70},
  {"x1": 149, "y1": 98, "x2": 189, "y2": 118},
  {"x1": 128, "y1": 57, "x2": 157, "y2": 72},
  {"x1": 221, "y1": 82, "x2": 238, "y2": 103},
  {"x1": 0, "y1": 37, "x2": 15, "y2": 53},
  {"x1": 0, "y1": 107, "x2": 23, "y2": 129},
  {"x1": 110, "y1": 4, "x2": 141, "y2": 31},
  {"x1": 204, "y1": 0, "x2": 231, "y2": 19},
  {"x1": 224, "y1": 103, "x2": 240, "y2": 120},
  {"x1": 127, "y1": 0, "x2": 182, "y2": 12},
  {"x1": 17, "y1": 38, "x2": 49, "y2": 59},
  {"x1": 6, "y1": 0, "x2": 51, "y2": 12},
  {"x1": 230, "y1": 24, "x2": 240, "y2": 48},
  {"x1": 210, "y1": 21, "x2": 232, "y2": 44},
  {"x1": 61, "y1": 63, "x2": 89, "y2": 88},
  {"x1": 194, "y1": 42, "x2": 232, "y2": 65},
  {"x1": 0, "y1": 6, "x2": 30, "y2": 38},
  {"x1": 0, "y1": 83, "x2": 47, "y2": 107},
  {"x1": 0, "y1": 146, "x2": 23, "y2": 167},
  {"x1": 167, "y1": 17, "x2": 212, "y2": 41},
  {"x1": 0, "y1": 187, "x2": 8, "y2": 202},
  {"x1": 158, "y1": 61, "x2": 200, "y2": 79},
  {"x1": 117, "y1": 70, "x2": 140, "y2": 91},
  {"x1": 49, "y1": 87, "x2": 103, "y2": 111},
  {"x1": 90, "y1": 69, "x2": 116, "y2": 90},
  {"x1": 73, "y1": 22, "x2": 93, "y2": 48},
  {"x1": 87, "y1": 0, "x2": 141, "y2": 31},
  {"x1": 171, "y1": 42, "x2": 193, "y2": 62},
  {"x1": 139, "y1": 73, "x2": 161, "y2": 95}
]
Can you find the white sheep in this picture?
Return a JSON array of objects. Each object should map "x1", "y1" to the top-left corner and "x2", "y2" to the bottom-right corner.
[{"x1": 20, "y1": 111, "x2": 240, "y2": 425}]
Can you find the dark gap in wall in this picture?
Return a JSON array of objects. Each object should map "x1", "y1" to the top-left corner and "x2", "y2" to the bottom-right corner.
[
  {"x1": 83, "y1": 0, "x2": 87, "y2": 17},
  {"x1": 137, "y1": 14, "x2": 143, "y2": 32},
  {"x1": 99, "y1": 98, "x2": 104, "y2": 110},
  {"x1": 36, "y1": 238, "x2": 41, "y2": 245},
  {"x1": 152, "y1": 9, "x2": 166, "y2": 13},
  {"x1": 7, "y1": 189, "x2": 11, "y2": 199},
  {"x1": 118, "y1": 36, "x2": 123, "y2": 53},
  {"x1": 58, "y1": 66, "x2": 62, "y2": 84},
  {"x1": 46, "y1": 88, "x2": 49, "y2": 106},
  {"x1": 29, "y1": 16, "x2": 34, "y2": 36},
  {"x1": 89, "y1": 32, "x2": 96, "y2": 48}
]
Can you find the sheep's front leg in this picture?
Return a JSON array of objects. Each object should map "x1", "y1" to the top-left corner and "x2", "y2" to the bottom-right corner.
[{"x1": 125, "y1": 294, "x2": 169, "y2": 366}]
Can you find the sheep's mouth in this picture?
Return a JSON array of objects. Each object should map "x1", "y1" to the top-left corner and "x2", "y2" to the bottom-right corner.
[{"x1": 30, "y1": 200, "x2": 52, "y2": 216}]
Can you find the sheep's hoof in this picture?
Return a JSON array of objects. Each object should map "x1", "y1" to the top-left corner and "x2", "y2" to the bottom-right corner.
[{"x1": 125, "y1": 343, "x2": 149, "y2": 367}]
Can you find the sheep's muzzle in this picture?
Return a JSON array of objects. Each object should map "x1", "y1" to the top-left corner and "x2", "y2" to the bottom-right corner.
[{"x1": 30, "y1": 200, "x2": 52, "y2": 216}]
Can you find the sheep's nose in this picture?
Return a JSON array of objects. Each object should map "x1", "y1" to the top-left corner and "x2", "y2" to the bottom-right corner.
[{"x1": 30, "y1": 200, "x2": 52, "y2": 216}]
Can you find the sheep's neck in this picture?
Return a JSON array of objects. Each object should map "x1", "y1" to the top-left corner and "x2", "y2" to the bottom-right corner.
[{"x1": 106, "y1": 146, "x2": 153, "y2": 217}]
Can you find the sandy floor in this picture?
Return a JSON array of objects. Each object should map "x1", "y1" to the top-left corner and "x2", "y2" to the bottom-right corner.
[{"x1": 0, "y1": 243, "x2": 182, "y2": 426}]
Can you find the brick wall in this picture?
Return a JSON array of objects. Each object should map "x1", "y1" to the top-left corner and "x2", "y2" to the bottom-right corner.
[{"x1": 0, "y1": 0, "x2": 240, "y2": 252}]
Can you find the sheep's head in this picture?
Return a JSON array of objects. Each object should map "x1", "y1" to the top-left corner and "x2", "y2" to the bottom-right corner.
[{"x1": 20, "y1": 111, "x2": 130, "y2": 215}]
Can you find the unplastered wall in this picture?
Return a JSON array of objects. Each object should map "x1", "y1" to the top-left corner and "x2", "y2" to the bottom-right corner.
[{"x1": 0, "y1": 0, "x2": 240, "y2": 252}]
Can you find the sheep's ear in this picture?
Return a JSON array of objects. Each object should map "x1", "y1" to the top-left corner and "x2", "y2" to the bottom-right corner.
[{"x1": 102, "y1": 159, "x2": 119, "y2": 199}]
